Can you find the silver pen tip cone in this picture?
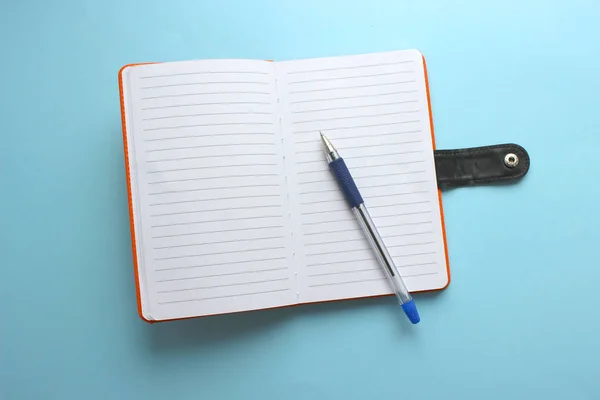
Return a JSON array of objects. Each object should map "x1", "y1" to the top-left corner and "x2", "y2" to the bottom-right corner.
[{"x1": 320, "y1": 132, "x2": 336, "y2": 154}]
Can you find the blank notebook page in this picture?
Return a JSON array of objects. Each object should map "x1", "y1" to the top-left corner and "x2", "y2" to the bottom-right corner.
[
  {"x1": 121, "y1": 60, "x2": 297, "y2": 321},
  {"x1": 276, "y1": 50, "x2": 449, "y2": 303}
]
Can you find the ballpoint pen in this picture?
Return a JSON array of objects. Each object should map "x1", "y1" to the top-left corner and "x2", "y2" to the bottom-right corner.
[{"x1": 320, "y1": 132, "x2": 420, "y2": 324}]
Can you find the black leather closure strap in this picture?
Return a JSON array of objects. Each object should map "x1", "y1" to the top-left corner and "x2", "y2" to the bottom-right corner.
[{"x1": 434, "y1": 144, "x2": 530, "y2": 189}]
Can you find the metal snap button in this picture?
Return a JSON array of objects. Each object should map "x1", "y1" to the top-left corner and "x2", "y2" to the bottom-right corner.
[{"x1": 504, "y1": 153, "x2": 519, "y2": 168}]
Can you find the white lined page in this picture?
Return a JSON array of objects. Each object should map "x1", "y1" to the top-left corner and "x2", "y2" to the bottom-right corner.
[
  {"x1": 276, "y1": 50, "x2": 449, "y2": 303},
  {"x1": 122, "y1": 60, "x2": 297, "y2": 320}
]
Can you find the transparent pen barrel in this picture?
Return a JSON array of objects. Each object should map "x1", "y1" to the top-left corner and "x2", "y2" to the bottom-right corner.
[{"x1": 352, "y1": 204, "x2": 412, "y2": 304}]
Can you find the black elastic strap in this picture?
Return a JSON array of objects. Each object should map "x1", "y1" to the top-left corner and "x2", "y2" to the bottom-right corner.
[{"x1": 434, "y1": 143, "x2": 530, "y2": 189}]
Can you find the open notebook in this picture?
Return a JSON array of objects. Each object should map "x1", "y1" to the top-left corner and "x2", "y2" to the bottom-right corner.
[{"x1": 119, "y1": 49, "x2": 450, "y2": 322}]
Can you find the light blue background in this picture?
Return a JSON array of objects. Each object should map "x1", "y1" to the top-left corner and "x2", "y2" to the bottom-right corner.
[{"x1": 2, "y1": 1, "x2": 600, "y2": 399}]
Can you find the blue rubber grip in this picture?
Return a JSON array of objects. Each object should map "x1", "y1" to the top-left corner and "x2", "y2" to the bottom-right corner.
[{"x1": 329, "y1": 158, "x2": 364, "y2": 208}]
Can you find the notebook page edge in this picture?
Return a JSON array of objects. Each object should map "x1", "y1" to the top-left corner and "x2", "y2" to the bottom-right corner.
[
  {"x1": 119, "y1": 64, "x2": 154, "y2": 322},
  {"x1": 421, "y1": 54, "x2": 451, "y2": 292}
]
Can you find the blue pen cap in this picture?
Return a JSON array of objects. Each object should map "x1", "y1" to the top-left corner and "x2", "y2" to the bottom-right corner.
[{"x1": 401, "y1": 300, "x2": 420, "y2": 324}]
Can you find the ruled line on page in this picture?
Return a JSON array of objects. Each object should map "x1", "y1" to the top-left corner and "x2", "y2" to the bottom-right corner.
[
  {"x1": 396, "y1": 261, "x2": 438, "y2": 268},
  {"x1": 347, "y1": 150, "x2": 426, "y2": 160},
  {"x1": 150, "y1": 194, "x2": 281, "y2": 207},
  {"x1": 300, "y1": 198, "x2": 345, "y2": 206},
  {"x1": 158, "y1": 288, "x2": 291, "y2": 305},
  {"x1": 298, "y1": 191, "x2": 430, "y2": 207},
  {"x1": 380, "y1": 231, "x2": 434, "y2": 239},
  {"x1": 296, "y1": 159, "x2": 425, "y2": 169},
  {"x1": 141, "y1": 81, "x2": 271, "y2": 90},
  {"x1": 156, "y1": 267, "x2": 288, "y2": 282},
  {"x1": 146, "y1": 153, "x2": 277, "y2": 163},
  {"x1": 302, "y1": 217, "x2": 355, "y2": 226},
  {"x1": 287, "y1": 71, "x2": 415, "y2": 85},
  {"x1": 147, "y1": 163, "x2": 278, "y2": 174},
  {"x1": 295, "y1": 151, "x2": 426, "y2": 166},
  {"x1": 296, "y1": 160, "x2": 324, "y2": 166},
  {"x1": 341, "y1": 139, "x2": 423, "y2": 150},
  {"x1": 368, "y1": 200, "x2": 430, "y2": 209},
  {"x1": 141, "y1": 91, "x2": 271, "y2": 100},
  {"x1": 143, "y1": 122, "x2": 274, "y2": 132},
  {"x1": 294, "y1": 129, "x2": 423, "y2": 144},
  {"x1": 148, "y1": 183, "x2": 280, "y2": 196},
  {"x1": 150, "y1": 204, "x2": 281, "y2": 217},
  {"x1": 298, "y1": 188, "x2": 339, "y2": 195},
  {"x1": 303, "y1": 227, "x2": 362, "y2": 236},
  {"x1": 142, "y1": 101, "x2": 271, "y2": 110},
  {"x1": 292, "y1": 110, "x2": 418, "y2": 125},
  {"x1": 294, "y1": 140, "x2": 423, "y2": 154},
  {"x1": 358, "y1": 180, "x2": 428, "y2": 190},
  {"x1": 369, "y1": 210, "x2": 432, "y2": 219},
  {"x1": 307, "y1": 268, "x2": 379, "y2": 277},
  {"x1": 364, "y1": 190, "x2": 429, "y2": 199},
  {"x1": 153, "y1": 235, "x2": 283, "y2": 250},
  {"x1": 148, "y1": 173, "x2": 278, "y2": 185},
  {"x1": 155, "y1": 256, "x2": 287, "y2": 271},
  {"x1": 307, "y1": 273, "x2": 438, "y2": 288},
  {"x1": 289, "y1": 80, "x2": 416, "y2": 94},
  {"x1": 301, "y1": 209, "x2": 349, "y2": 216},
  {"x1": 307, "y1": 277, "x2": 385, "y2": 288},
  {"x1": 301, "y1": 216, "x2": 434, "y2": 231},
  {"x1": 293, "y1": 120, "x2": 420, "y2": 134},
  {"x1": 306, "y1": 247, "x2": 370, "y2": 257},
  {"x1": 306, "y1": 257, "x2": 375, "y2": 268},
  {"x1": 388, "y1": 251, "x2": 436, "y2": 258},
  {"x1": 307, "y1": 260, "x2": 448, "y2": 278},
  {"x1": 151, "y1": 215, "x2": 283, "y2": 228},
  {"x1": 381, "y1": 221, "x2": 433, "y2": 228},
  {"x1": 142, "y1": 111, "x2": 271, "y2": 121},
  {"x1": 152, "y1": 225, "x2": 284, "y2": 239},
  {"x1": 140, "y1": 71, "x2": 270, "y2": 79},
  {"x1": 146, "y1": 143, "x2": 276, "y2": 153},
  {"x1": 289, "y1": 90, "x2": 418, "y2": 104},
  {"x1": 296, "y1": 220, "x2": 432, "y2": 234},
  {"x1": 304, "y1": 237, "x2": 364, "y2": 246},
  {"x1": 361, "y1": 211, "x2": 433, "y2": 220},
  {"x1": 157, "y1": 278, "x2": 290, "y2": 294},
  {"x1": 145, "y1": 133, "x2": 276, "y2": 142},
  {"x1": 285, "y1": 60, "x2": 415, "y2": 75},
  {"x1": 405, "y1": 272, "x2": 440, "y2": 278},
  {"x1": 155, "y1": 245, "x2": 286, "y2": 261},
  {"x1": 291, "y1": 100, "x2": 418, "y2": 114},
  {"x1": 377, "y1": 221, "x2": 433, "y2": 229},
  {"x1": 387, "y1": 241, "x2": 435, "y2": 249},
  {"x1": 298, "y1": 171, "x2": 426, "y2": 184}
]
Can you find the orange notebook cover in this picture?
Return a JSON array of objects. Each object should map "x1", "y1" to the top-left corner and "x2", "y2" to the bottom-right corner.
[{"x1": 119, "y1": 50, "x2": 450, "y2": 322}]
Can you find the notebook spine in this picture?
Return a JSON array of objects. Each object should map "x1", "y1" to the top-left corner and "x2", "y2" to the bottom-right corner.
[{"x1": 273, "y1": 71, "x2": 300, "y2": 302}]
